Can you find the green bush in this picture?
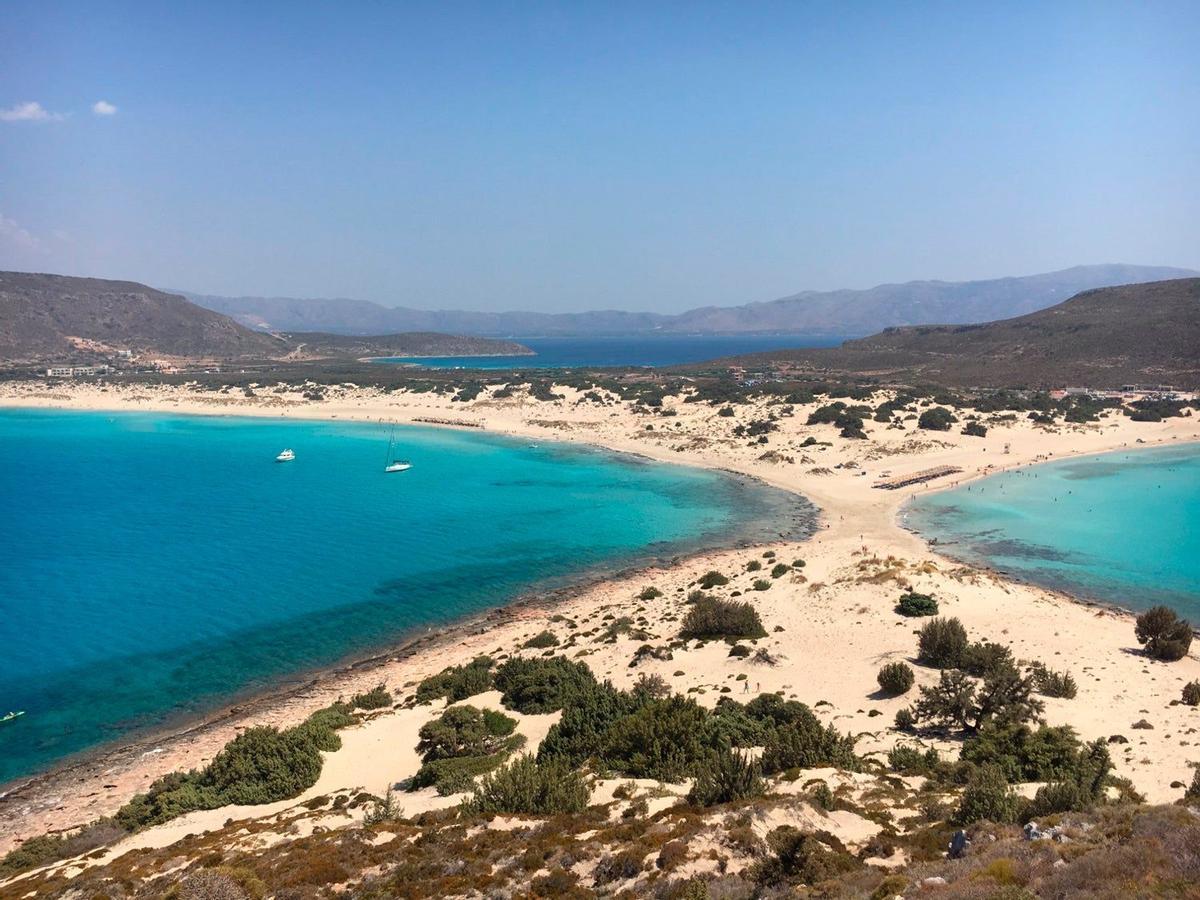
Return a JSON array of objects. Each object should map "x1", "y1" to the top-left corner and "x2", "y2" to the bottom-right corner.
[
  {"x1": 896, "y1": 591, "x2": 938, "y2": 617},
  {"x1": 1030, "y1": 664, "x2": 1078, "y2": 699},
  {"x1": 1026, "y1": 739, "x2": 1112, "y2": 818},
  {"x1": 1185, "y1": 769, "x2": 1200, "y2": 804},
  {"x1": 349, "y1": 685, "x2": 393, "y2": 710},
  {"x1": 697, "y1": 570, "x2": 729, "y2": 589},
  {"x1": 680, "y1": 596, "x2": 767, "y2": 641},
  {"x1": 955, "y1": 764, "x2": 1020, "y2": 824},
  {"x1": 961, "y1": 421, "x2": 988, "y2": 437},
  {"x1": 752, "y1": 578, "x2": 771, "y2": 592},
  {"x1": 416, "y1": 705, "x2": 519, "y2": 762},
  {"x1": 1135, "y1": 606, "x2": 1194, "y2": 661},
  {"x1": 959, "y1": 640, "x2": 1015, "y2": 678},
  {"x1": 638, "y1": 586, "x2": 663, "y2": 601},
  {"x1": 877, "y1": 661, "x2": 915, "y2": 696},
  {"x1": 746, "y1": 559, "x2": 762, "y2": 572},
  {"x1": 916, "y1": 617, "x2": 968, "y2": 668},
  {"x1": 760, "y1": 707, "x2": 859, "y2": 774},
  {"x1": 598, "y1": 695, "x2": 724, "y2": 782},
  {"x1": 522, "y1": 630, "x2": 560, "y2": 649},
  {"x1": 494, "y1": 656, "x2": 598, "y2": 714},
  {"x1": 687, "y1": 746, "x2": 764, "y2": 807},
  {"x1": 414, "y1": 656, "x2": 495, "y2": 704},
  {"x1": 894, "y1": 707, "x2": 916, "y2": 732},
  {"x1": 770, "y1": 563, "x2": 791, "y2": 579},
  {"x1": 887, "y1": 743, "x2": 940, "y2": 775},
  {"x1": 918, "y1": 407, "x2": 957, "y2": 431},
  {"x1": 961, "y1": 723, "x2": 1085, "y2": 783},
  {"x1": 410, "y1": 752, "x2": 508, "y2": 795},
  {"x1": 753, "y1": 827, "x2": 860, "y2": 887},
  {"x1": 537, "y1": 681, "x2": 641, "y2": 768},
  {"x1": 1182, "y1": 681, "x2": 1200, "y2": 706},
  {"x1": 465, "y1": 754, "x2": 590, "y2": 815}
]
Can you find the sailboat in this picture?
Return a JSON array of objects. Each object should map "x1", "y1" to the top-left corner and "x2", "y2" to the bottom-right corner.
[{"x1": 383, "y1": 424, "x2": 411, "y2": 473}]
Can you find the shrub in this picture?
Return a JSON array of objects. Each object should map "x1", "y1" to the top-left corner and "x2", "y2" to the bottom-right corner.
[
  {"x1": 896, "y1": 591, "x2": 938, "y2": 617},
  {"x1": 753, "y1": 827, "x2": 859, "y2": 887},
  {"x1": 1026, "y1": 739, "x2": 1112, "y2": 818},
  {"x1": 916, "y1": 617, "x2": 968, "y2": 668},
  {"x1": 363, "y1": 787, "x2": 404, "y2": 824},
  {"x1": 1185, "y1": 768, "x2": 1200, "y2": 804},
  {"x1": 770, "y1": 563, "x2": 790, "y2": 579},
  {"x1": 0, "y1": 819, "x2": 125, "y2": 879},
  {"x1": 1135, "y1": 606, "x2": 1194, "y2": 661},
  {"x1": 1183, "y1": 681, "x2": 1200, "y2": 706},
  {"x1": 410, "y1": 752, "x2": 508, "y2": 794},
  {"x1": 414, "y1": 656, "x2": 494, "y2": 704},
  {"x1": 962, "y1": 421, "x2": 988, "y2": 437},
  {"x1": 599, "y1": 695, "x2": 724, "y2": 781},
  {"x1": 494, "y1": 656, "x2": 597, "y2": 714},
  {"x1": 961, "y1": 723, "x2": 1086, "y2": 783},
  {"x1": 680, "y1": 596, "x2": 767, "y2": 641},
  {"x1": 918, "y1": 407, "x2": 957, "y2": 431},
  {"x1": 538, "y1": 680, "x2": 642, "y2": 767},
  {"x1": 698, "y1": 570, "x2": 729, "y2": 589},
  {"x1": 955, "y1": 764, "x2": 1020, "y2": 824},
  {"x1": 638, "y1": 586, "x2": 663, "y2": 601},
  {"x1": 760, "y1": 707, "x2": 859, "y2": 774},
  {"x1": 746, "y1": 559, "x2": 762, "y2": 572},
  {"x1": 465, "y1": 754, "x2": 590, "y2": 815},
  {"x1": 894, "y1": 707, "x2": 916, "y2": 731},
  {"x1": 593, "y1": 849, "x2": 646, "y2": 886},
  {"x1": 888, "y1": 743, "x2": 940, "y2": 775},
  {"x1": 752, "y1": 579, "x2": 771, "y2": 592},
  {"x1": 349, "y1": 685, "x2": 393, "y2": 710},
  {"x1": 913, "y1": 669, "x2": 977, "y2": 731},
  {"x1": 416, "y1": 705, "x2": 519, "y2": 762},
  {"x1": 522, "y1": 630, "x2": 560, "y2": 649},
  {"x1": 877, "y1": 661, "x2": 915, "y2": 696},
  {"x1": 1030, "y1": 664, "x2": 1078, "y2": 699},
  {"x1": 960, "y1": 640, "x2": 1015, "y2": 678},
  {"x1": 687, "y1": 747, "x2": 764, "y2": 807}
]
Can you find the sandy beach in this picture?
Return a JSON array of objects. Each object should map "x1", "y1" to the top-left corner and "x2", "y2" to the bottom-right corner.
[{"x1": 1, "y1": 377, "x2": 1198, "y2": 875}]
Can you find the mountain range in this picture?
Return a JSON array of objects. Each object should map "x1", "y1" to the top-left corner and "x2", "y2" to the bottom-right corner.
[
  {"x1": 181, "y1": 264, "x2": 1197, "y2": 337},
  {"x1": 716, "y1": 277, "x2": 1200, "y2": 389}
]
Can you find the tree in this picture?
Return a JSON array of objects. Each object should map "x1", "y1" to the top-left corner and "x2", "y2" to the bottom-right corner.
[
  {"x1": 1135, "y1": 606, "x2": 1193, "y2": 661},
  {"x1": 955, "y1": 764, "x2": 1020, "y2": 825},
  {"x1": 913, "y1": 670, "x2": 977, "y2": 731},
  {"x1": 416, "y1": 705, "x2": 517, "y2": 762}
]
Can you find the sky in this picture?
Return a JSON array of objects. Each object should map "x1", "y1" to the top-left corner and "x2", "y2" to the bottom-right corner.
[{"x1": 1, "y1": 2, "x2": 1198, "y2": 313}]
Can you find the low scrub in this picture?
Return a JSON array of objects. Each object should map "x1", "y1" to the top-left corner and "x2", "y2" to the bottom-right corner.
[
  {"x1": 896, "y1": 591, "x2": 938, "y2": 617},
  {"x1": 680, "y1": 596, "x2": 767, "y2": 641},
  {"x1": 464, "y1": 754, "x2": 590, "y2": 815},
  {"x1": 1135, "y1": 605, "x2": 1193, "y2": 661},
  {"x1": 522, "y1": 630, "x2": 560, "y2": 649},
  {"x1": 414, "y1": 656, "x2": 495, "y2": 704},
  {"x1": 916, "y1": 616, "x2": 968, "y2": 668},
  {"x1": 494, "y1": 656, "x2": 598, "y2": 714},
  {"x1": 877, "y1": 661, "x2": 915, "y2": 696}
]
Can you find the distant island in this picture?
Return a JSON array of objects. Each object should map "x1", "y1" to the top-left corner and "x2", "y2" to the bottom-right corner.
[
  {"x1": 0, "y1": 271, "x2": 532, "y2": 368},
  {"x1": 182, "y1": 263, "x2": 1197, "y2": 337}
]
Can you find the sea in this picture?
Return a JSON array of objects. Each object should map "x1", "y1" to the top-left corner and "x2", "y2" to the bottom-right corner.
[
  {"x1": 372, "y1": 333, "x2": 849, "y2": 369},
  {"x1": 0, "y1": 409, "x2": 814, "y2": 783},
  {"x1": 904, "y1": 443, "x2": 1200, "y2": 616}
]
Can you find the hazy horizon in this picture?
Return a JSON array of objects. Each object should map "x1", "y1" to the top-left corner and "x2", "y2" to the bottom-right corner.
[{"x1": 2, "y1": 2, "x2": 1198, "y2": 313}]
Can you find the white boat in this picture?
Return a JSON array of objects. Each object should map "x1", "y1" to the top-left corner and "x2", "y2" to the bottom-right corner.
[
  {"x1": 383, "y1": 424, "x2": 411, "y2": 473},
  {"x1": 276, "y1": 448, "x2": 295, "y2": 462}
]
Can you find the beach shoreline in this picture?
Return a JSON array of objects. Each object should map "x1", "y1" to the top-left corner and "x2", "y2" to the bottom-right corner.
[{"x1": 1, "y1": 378, "x2": 1198, "y2": 861}]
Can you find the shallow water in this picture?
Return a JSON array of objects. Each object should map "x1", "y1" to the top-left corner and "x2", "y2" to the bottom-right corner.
[
  {"x1": 0, "y1": 409, "x2": 814, "y2": 782},
  {"x1": 904, "y1": 443, "x2": 1200, "y2": 614}
]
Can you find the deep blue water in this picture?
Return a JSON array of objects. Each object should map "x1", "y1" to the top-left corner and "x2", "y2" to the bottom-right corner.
[
  {"x1": 0, "y1": 409, "x2": 814, "y2": 782},
  {"x1": 374, "y1": 334, "x2": 849, "y2": 369},
  {"x1": 904, "y1": 444, "x2": 1200, "y2": 615}
]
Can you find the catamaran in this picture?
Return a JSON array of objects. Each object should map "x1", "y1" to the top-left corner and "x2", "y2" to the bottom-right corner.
[
  {"x1": 276, "y1": 448, "x2": 296, "y2": 462},
  {"x1": 383, "y1": 424, "x2": 411, "y2": 473},
  {"x1": 1, "y1": 711, "x2": 25, "y2": 724}
]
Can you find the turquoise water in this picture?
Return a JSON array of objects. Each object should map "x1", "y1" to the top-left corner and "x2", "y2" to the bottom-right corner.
[
  {"x1": 904, "y1": 444, "x2": 1200, "y2": 614},
  {"x1": 375, "y1": 334, "x2": 849, "y2": 369},
  {"x1": 0, "y1": 409, "x2": 814, "y2": 783}
]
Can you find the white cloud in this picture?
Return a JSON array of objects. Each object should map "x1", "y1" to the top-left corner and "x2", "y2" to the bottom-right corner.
[
  {"x1": 0, "y1": 101, "x2": 63, "y2": 122},
  {"x1": 0, "y1": 212, "x2": 45, "y2": 253},
  {"x1": 92, "y1": 99, "x2": 118, "y2": 116}
]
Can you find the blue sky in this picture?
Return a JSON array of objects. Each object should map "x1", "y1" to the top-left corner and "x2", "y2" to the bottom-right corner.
[{"x1": 2, "y1": 2, "x2": 1197, "y2": 312}]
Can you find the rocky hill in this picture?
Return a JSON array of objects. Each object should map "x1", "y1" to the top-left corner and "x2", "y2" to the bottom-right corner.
[
  {"x1": 0, "y1": 272, "x2": 531, "y2": 365},
  {"x1": 713, "y1": 278, "x2": 1200, "y2": 389}
]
